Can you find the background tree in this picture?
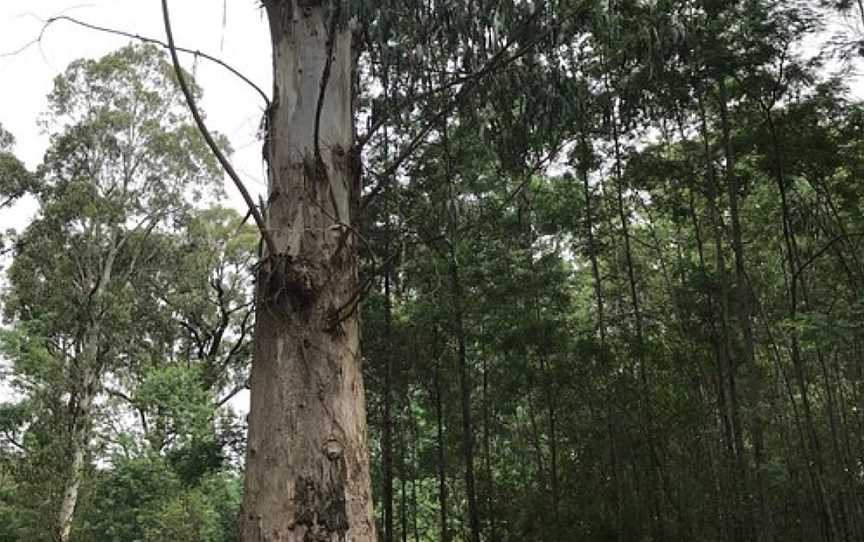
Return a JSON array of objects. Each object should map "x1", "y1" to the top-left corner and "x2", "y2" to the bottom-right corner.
[
  {"x1": 0, "y1": 44, "x2": 225, "y2": 541},
  {"x1": 4, "y1": 1, "x2": 864, "y2": 541}
]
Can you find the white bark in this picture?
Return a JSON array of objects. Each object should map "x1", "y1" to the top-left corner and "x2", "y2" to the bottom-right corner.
[
  {"x1": 56, "y1": 235, "x2": 119, "y2": 542},
  {"x1": 241, "y1": 2, "x2": 375, "y2": 541},
  {"x1": 56, "y1": 365, "x2": 98, "y2": 542}
]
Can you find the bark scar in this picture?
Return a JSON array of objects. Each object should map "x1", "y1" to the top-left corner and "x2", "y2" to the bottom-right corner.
[{"x1": 323, "y1": 436, "x2": 344, "y2": 461}]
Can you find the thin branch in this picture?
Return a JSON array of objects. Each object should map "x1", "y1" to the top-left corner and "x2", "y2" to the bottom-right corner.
[
  {"x1": 104, "y1": 386, "x2": 149, "y2": 435},
  {"x1": 207, "y1": 275, "x2": 231, "y2": 360},
  {"x1": 215, "y1": 380, "x2": 248, "y2": 410},
  {"x1": 222, "y1": 305, "x2": 254, "y2": 368},
  {"x1": 329, "y1": 247, "x2": 403, "y2": 327},
  {"x1": 161, "y1": 0, "x2": 277, "y2": 257},
  {"x1": 5, "y1": 15, "x2": 270, "y2": 107},
  {"x1": 314, "y1": 2, "x2": 341, "y2": 167},
  {"x1": 793, "y1": 233, "x2": 864, "y2": 284},
  {"x1": 178, "y1": 319, "x2": 209, "y2": 360},
  {"x1": 360, "y1": 30, "x2": 549, "y2": 210},
  {"x1": 1, "y1": 430, "x2": 28, "y2": 454}
]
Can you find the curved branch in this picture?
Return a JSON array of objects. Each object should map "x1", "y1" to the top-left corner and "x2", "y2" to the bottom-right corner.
[
  {"x1": 314, "y1": 2, "x2": 341, "y2": 166},
  {"x1": 63, "y1": 15, "x2": 269, "y2": 105},
  {"x1": 359, "y1": 25, "x2": 549, "y2": 210},
  {"x1": 793, "y1": 232, "x2": 864, "y2": 284},
  {"x1": 5, "y1": 15, "x2": 269, "y2": 107},
  {"x1": 161, "y1": 0, "x2": 277, "y2": 257}
]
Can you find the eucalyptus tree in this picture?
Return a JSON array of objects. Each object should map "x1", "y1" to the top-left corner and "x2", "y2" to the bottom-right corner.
[
  {"x1": 0, "y1": 124, "x2": 32, "y2": 213},
  {"x1": 86, "y1": 205, "x2": 256, "y2": 475},
  {"x1": 1, "y1": 44, "x2": 223, "y2": 541},
  {"x1": 119, "y1": 206, "x2": 257, "y2": 419},
  {"x1": 0, "y1": 124, "x2": 33, "y2": 259},
  {"x1": 158, "y1": 0, "x2": 588, "y2": 539},
  {"x1": 2, "y1": 207, "x2": 255, "y2": 542}
]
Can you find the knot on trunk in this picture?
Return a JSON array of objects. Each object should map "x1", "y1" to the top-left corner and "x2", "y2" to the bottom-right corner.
[
  {"x1": 261, "y1": 253, "x2": 318, "y2": 315},
  {"x1": 322, "y1": 437, "x2": 343, "y2": 461}
]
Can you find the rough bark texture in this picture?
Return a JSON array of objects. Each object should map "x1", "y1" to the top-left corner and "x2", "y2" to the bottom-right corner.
[{"x1": 241, "y1": 2, "x2": 376, "y2": 541}]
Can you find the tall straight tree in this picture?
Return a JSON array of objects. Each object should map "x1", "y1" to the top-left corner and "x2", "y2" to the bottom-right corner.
[
  {"x1": 1, "y1": 45, "x2": 223, "y2": 541},
  {"x1": 160, "y1": 1, "x2": 575, "y2": 540},
  {"x1": 237, "y1": 2, "x2": 375, "y2": 541}
]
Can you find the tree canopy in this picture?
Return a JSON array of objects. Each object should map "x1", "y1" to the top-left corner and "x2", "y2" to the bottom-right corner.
[{"x1": 3, "y1": 1, "x2": 864, "y2": 541}]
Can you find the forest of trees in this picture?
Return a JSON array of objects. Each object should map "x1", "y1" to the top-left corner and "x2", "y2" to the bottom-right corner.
[{"x1": 2, "y1": 0, "x2": 864, "y2": 540}]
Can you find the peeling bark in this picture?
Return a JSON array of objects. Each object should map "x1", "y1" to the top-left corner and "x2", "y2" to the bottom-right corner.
[{"x1": 241, "y1": 2, "x2": 375, "y2": 541}]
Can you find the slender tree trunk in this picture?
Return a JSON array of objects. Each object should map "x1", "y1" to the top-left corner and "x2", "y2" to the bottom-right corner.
[
  {"x1": 547, "y1": 397, "x2": 559, "y2": 525},
  {"x1": 691, "y1": 186, "x2": 736, "y2": 540},
  {"x1": 56, "y1": 361, "x2": 98, "y2": 542},
  {"x1": 482, "y1": 356, "x2": 498, "y2": 542},
  {"x1": 765, "y1": 109, "x2": 836, "y2": 541},
  {"x1": 578, "y1": 135, "x2": 606, "y2": 345},
  {"x1": 718, "y1": 78, "x2": 763, "y2": 542},
  {"x1": 441, "y1": 117, "x2": 481, "y2": 542},
  {"x1": 434, "y1": 364, "x2": 450, "y2": 542},
  {"x1": 610, "y1": 108, "x2": 646, "y2": 388},
  {"x1": 400, "y1": 423, "x2": 408, "y2": 542},
  {"x1": 452, "y1": 258, "x2": 481, "y2": 542},
  {"x1": 576, "y1": 136, "x2": 624, "y2": 538},
  {"x1": 609, "y1": 96, "x2": 670, "y2": 540},
  {"x1": 381, "y1": 65, "x2": 395, "y2": 542},
  {"x1": 410, "y1": 403, "x2": 420, "y2": 542},
  {"x1": 241, "y1": 3, "x2": 376, "y2": 540},
  {"x1": 383, "y1": 255, "x2": 394, "y2": 542},
  {"x1": 56, "y1": 236, "x2": 119, "y2": 542}
]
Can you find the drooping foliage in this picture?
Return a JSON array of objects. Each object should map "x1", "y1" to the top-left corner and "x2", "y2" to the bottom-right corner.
[{"x1": 3, "y1": 1, "x2": 864, "y2": 541}]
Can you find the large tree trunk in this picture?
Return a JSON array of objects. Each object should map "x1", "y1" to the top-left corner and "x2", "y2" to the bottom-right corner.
[{"x1": 241, "y1": 2, "x2": 376, "y2": 541}]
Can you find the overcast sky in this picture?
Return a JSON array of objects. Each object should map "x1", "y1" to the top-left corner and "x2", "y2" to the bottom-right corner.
[
  {"x1": 0, "y1": 0, "x2": 275, "y2": 230},
  {"x1": 2, "y1": 3, "x2": 863, "y2": 232}
]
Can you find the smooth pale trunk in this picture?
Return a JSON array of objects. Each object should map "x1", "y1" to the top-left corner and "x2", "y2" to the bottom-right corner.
[
  {"x1": 241, "y1": 2, "x2": 375, "y2": 541},
  {"x1": 57, "y1": 241, "x2": 117, "y2": 542},
  {"x1": 56, "y1": 354, "x2": 98, "y2": 542}
]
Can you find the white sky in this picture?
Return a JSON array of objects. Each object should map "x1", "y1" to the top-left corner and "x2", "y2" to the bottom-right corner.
[{"x1": 0, "y1": 0, "x2": 274, "y2": 228}]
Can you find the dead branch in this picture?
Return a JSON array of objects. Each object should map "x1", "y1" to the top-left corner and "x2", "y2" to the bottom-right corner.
[{"x1": 3, "y1": 14, "x2": 270, "y2": 108}]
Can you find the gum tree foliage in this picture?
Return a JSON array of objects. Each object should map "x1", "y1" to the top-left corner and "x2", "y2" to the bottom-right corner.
[
  {"x1": 6, "y1": 0, "x2": 864, "y2": 540},
  {"x1": 0, "y1": 124, "x2": 34, "y2": 257},
  {"x1": 0, "y1": 125, "x2": 33, "y2": 212},
  {"x1": 0, "y1": 44, "x2": 226, "y2": 541}
]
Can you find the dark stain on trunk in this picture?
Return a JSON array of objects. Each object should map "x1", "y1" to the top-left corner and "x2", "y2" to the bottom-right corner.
[{"x1": 295, "y1": 464, "x2": 349, "y2": 541}]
